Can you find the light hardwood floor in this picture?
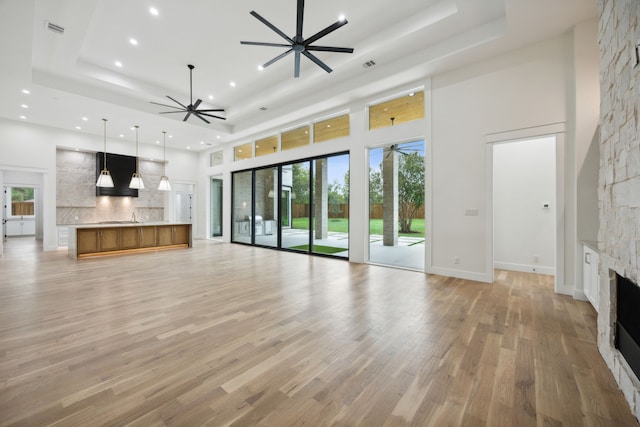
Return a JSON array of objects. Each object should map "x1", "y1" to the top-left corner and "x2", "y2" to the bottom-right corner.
[{"x1": 0, "y1": 237, "x2": 637, "y2": 426}]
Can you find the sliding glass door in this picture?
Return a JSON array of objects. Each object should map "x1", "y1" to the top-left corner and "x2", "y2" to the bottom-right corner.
[
  {"x1": 232, "y1": 170, "x2": 252, "y2": 244},
  {"x1": 232, "y1": 152, "x2": 349, "y2": 259},
  {"x1": 254, "y1": 167, "x2": 278, "y2": 248},
  {"x1": 281, "y1": 161, "x2": 310, "y2": 252}
]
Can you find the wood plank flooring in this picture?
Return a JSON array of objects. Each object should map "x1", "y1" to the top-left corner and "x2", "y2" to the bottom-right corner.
[{"x1": 0, "y1": 237, "x2": 637, "y2": 426}]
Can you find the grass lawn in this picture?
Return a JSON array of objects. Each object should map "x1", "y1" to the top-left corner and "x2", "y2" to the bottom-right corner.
[{"x1": 291, "y1": 217, "x2": 425, "y2": 238}]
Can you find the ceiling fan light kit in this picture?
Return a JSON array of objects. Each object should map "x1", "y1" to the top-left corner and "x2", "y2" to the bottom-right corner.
[{"x1": 241, "y1": 0, "x2": 354, "y2": 78}]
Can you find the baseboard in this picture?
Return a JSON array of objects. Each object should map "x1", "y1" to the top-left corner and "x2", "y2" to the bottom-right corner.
[
  {"x1": 573, "y1": 289, "x2": 588, "y2": 301},
  {"x1": 494, "y1": 261, "x2": 555, "y2": 276},
  {"x1": 427, "y1": 266, "x2": 493, "y2": 283}
]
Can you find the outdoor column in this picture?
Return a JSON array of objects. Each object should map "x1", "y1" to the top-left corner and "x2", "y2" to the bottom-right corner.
[
  {"x1": 314, "y1": 158, "x2": 328, "y2": 239},
  {"x1": 382, "y1": 147, "x2": 398, "y2": 246}
]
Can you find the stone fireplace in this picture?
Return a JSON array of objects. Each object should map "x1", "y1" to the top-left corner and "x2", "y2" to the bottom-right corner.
[{"x1": 597, "y1": 0, "x2": 640, "y2": 420}]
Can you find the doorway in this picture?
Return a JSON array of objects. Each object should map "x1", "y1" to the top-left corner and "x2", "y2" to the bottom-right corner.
[
  {"x1": 368, "y1": 140, "x2": 425, "y2": 270},
  {"x1": 3, "y1": 185, "x2": 37, "y2": 240},
  {"x1": 174, "y1": 183, "x2": 194, "y2": 224},
  {"x1": 492, "y1": 136, "x2": 556, "y2": 276}
]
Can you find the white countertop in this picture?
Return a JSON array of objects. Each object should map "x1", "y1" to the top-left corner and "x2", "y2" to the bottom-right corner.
[{"x1": 67, "y1": 222, "x2": 191, "y2": 229}]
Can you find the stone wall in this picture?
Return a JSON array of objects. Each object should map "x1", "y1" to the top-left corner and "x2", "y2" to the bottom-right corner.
[
  {"x1": 56, "y1": 149, "x2": 165, "y2": 224},
  {"x1": 597, "y1": 0, "x2": 640, "y2": 420}
]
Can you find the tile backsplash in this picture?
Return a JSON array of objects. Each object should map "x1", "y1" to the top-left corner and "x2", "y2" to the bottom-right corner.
[{"x1": 56, "y1": 149, "x2": 165, "y2": 224}]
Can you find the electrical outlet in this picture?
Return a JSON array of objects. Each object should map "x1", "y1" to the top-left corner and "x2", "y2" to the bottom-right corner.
[
  {"x1": 454, "y1": 256, "x2": 460, "y2": 265},
  {"x1": 533, "y1": 254, "x2": 539, "y2": 263}
]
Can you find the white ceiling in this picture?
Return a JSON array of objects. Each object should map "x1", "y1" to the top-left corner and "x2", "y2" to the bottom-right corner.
[{"x1": 0, "y1": 0, "x2": 597, "y2": 152}]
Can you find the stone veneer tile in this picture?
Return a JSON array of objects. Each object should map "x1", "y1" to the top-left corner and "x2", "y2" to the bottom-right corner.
[{"x1": 56, "y1": 148, "x2": 166, "y2": 224}]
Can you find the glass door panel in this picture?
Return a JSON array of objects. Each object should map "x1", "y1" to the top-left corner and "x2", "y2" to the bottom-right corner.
[
  {"x1": 254, "y1": 167, "x2": 278, "y2": 248},
  {"x1": 368, "y1": 140, "x2": 425, "y2": 270},
  {"x1": 211, "y1": 178, "x2": 223, "y2": 237},
  {"x1": 281, "y1": 161, "x2": 310, "y2": 252},
  {"x1": 232, "y1": 170, "x2": 253, "y2": 244},
  {"x1": 311, "y1": 154, "x2": 349, "y2": 258}
]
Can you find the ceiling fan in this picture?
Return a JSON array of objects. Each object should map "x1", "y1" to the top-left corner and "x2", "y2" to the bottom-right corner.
[
  {"x1": 150, "y1": 64, "x2": 225, "y2": 123},
  {"x1": 386, "y1": 142, "x2": 424, "y2": 158},
  {"x1": 240, "y1": 0, "x2": 354, "y2": 78}
]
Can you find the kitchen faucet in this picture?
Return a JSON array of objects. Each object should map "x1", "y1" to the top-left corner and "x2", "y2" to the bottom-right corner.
[{"x1": 131, "y1": 211, "x2": 136, "y2": 223}]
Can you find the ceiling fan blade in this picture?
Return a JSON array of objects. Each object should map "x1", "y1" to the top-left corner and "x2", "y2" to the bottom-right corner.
[
  {"x1": 302, "y1": 50, "x2": 333, "y2": 73},
  {"x1": 166, "y1": 95, "x2": 188, "y2": 110},
  {"x1": 296, "y1": 0, "x2": 305, "y2": 38},
  {"x1": 304, "y1": 19, "x2": 348, "y2": 46},
  {"x1": 306, "y1": 45, "x2": 354, "y2": 53},
  {"x1": 263, "y1": 49, "x2": 294, "y2": 68},
  {"x1": 294, "y1": 51, "x2": 301, "y2": 78},
  {"x1": 249, "y1": 11, "x2": 294, "y2": 44},
  {"x1": 197, "y1": 108, "x2": 225, "y2": 112},
  {"x1": 241, "y1": 41, "x2": 291, "y2": 48},
  {"x1": 193, "y1": 99, "x2": 203, "y2": 109},
  {"x1": 150, "y1": 101, "x2": 185, "y2": 110},
  {"x1": 193, "y1": 113, "x2": 211, "y2": 124},
  {"x1": 183, "y1": 112, "x2": 192, "y2": 122},
  {"x1": 158, "y1": 111, "x2": 187, "y2": 114},
  {"x1": 198, "y1": 112, "x2": 227, "y2": 120}
]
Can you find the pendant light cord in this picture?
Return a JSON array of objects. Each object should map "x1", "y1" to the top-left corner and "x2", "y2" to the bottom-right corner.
[
  {"x1": 135, "y1": 125, "x2": 140, "y2": 173},
  {"x1": 103, "y1": 118, "x2": 107, "y2": 167},
  {"x1": 162, "y1": 131, "x2": 167, "y2": 175}
]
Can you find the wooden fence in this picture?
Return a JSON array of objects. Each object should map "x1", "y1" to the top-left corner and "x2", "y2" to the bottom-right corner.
[
  {"x1": 292, "y1": 203, "x2": 424, "y2": 219},
  {"x1": 12, "y1": 201, "x2": 34, "y2": 216}
]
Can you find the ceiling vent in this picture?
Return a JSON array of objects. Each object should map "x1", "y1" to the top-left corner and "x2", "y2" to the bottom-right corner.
[
  {"x1": 260, "y1": 107, "x2": 268, "y2": 111},
  {"x1": 363, "y1": 60, "x2": 376, "y2": 68},
  {"x1": 44, "y1": 20, "x2": 64, "y2": 35}
]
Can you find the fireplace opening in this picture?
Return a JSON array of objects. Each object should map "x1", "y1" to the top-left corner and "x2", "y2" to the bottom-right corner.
[{"x1": 615, "y1": 272, "x2": 640, "y2": 380}]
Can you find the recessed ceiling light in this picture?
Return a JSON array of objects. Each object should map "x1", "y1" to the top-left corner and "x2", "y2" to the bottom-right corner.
[
  {"x1": 338, "y1": 14, "x2": 346, "y2": 22},
  {"x1": 75, "y1": 148, "x2": 80, "y2": 151},
  {"x1": 156, "y1": 140, "x2": 160, "y2": 144},
  {"x1": 22, "y1": 89, "x2": 30, "y2": 94},
  {"x1": 216, "y1": 135, "x2": 221, "y2": 139},
  {"x1": 120, "y1": 134, "x2": 124, "y2": 138},
  {"x1": 115, "y1": 61, "x2": 123, "y2": 67},
  {"x1": 149, "y1": 7, "x2": 159, "y2": 16},
  {"x1": 21, "y1": 104, "x2": 28, "y2": 109},
  {"x1": 129, "y1": 38, "x2": 138, "y2": 46},
  {"x1": 19, "y1": 115, "x2": 26, "y2": 120},
  {"x1": 258, "y1": 65, "x2": 264, "y2": 71},
  {"x1": 408, "y1": 92, "x2": 415, "y2": 97},
  {"x1": 208, "y1": 95, "x2": 214, "y2": 100},
  {"x1": 130, "y1": 127, "x2": 135, "y2": 130},
  {"x1": 327, "y1": 124, "x2": 331, "y2": 127},
  {"x1": 230, "y1": 81, "x2": 236, "y2": 87},
  {"x1": 186, "y1": 146, "x2": 191, "y2": 150},
  {"x1": 75, "y1": 126, "x2": 81, "y2": 130},
  {"x1": 200, "y1": 141, "x2": 204, "y2": 145},
  {"x1": 82, "y1": 117, "x2": 88, "y2": 121},
  {"x1": 168, "y1": 135, "x2": 173, "y2": 138}
]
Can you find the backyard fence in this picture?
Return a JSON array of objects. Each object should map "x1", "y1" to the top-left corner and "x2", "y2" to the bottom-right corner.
[{"x1": 292, "y1": 203, "x2": 425, "y2": 219}]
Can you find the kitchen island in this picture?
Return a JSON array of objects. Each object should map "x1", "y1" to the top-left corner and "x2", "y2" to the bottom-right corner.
[{"x1": 68, "y1": 222, "x2": 192, "y2": 259}]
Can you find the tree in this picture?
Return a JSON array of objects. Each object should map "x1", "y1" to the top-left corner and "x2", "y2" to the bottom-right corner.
[
  {"x1": 291, "y1": 163, "x2": 310, "y2": 204},
  {"x1": 398, "y1": 152, "x2": 425, "y2": 233},
  {"x1": 368, "y1": 167, "x2": 383, "y2": 205}
]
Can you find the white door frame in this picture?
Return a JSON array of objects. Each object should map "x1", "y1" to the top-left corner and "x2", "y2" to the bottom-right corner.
[{"x1": 485, "y1": 123, "x2": 566, "y2": 293}]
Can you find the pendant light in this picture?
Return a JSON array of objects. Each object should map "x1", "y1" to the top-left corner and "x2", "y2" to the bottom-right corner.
[
  {"x1": 96, "y1": 118, "x2": 114, "y2": 187},
  {"x1": 158, "y1": 131, "x2": 171, "y2": 191},
  {"x1": 129, "y1": 125, "x2": 145, "y2": 189}
]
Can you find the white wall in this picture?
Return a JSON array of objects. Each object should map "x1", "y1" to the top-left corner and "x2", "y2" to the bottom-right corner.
[
  {"x1": 493, "y1": 137, "x2": 556, "y2": 274},
  {"x1": 430, "y1": 36, "x2": 571, "y2": 282},
  {"x1": 0, "y1": 118, "x2": 199, "y2": 252},
  {"x1": 197, "y1": 31, "x2": 599, "y2": 294}
]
